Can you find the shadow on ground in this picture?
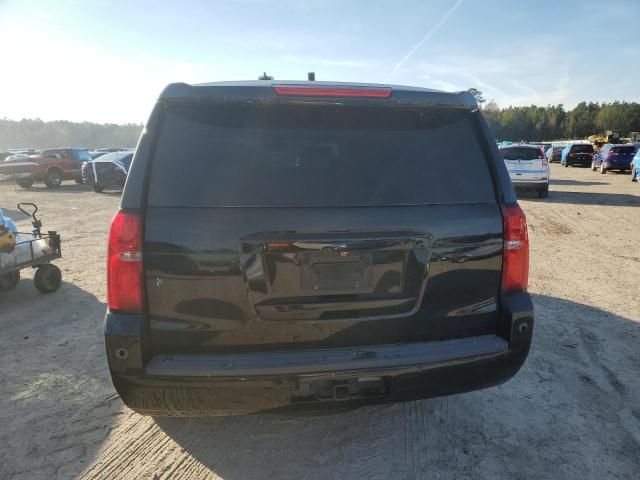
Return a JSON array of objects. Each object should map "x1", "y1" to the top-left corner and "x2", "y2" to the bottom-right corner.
[
  {"x1": 550, "y1": 179, "x2": 609, "y2": 186},
  {"x1": 0, "y1": 281, "x2": 119, "y2": 480},
  {"x1": 1, "y1": 207, "x2": 30, "y2": 221},
  {"x1": 11, "y1": 184, "x2": 123, "y2": 197},
  {"x1": 522, "y1": 189, "x2": 640, "y2": 206},
  {"x1": 94, "y1": 190, "x2": 123, "y2": 197},
  {"x1": 11, "y1": 183, "x2": 92, "y2": 194},
  {"x1": 144, "y1": 294, "x2": 640, "y2": 480}
]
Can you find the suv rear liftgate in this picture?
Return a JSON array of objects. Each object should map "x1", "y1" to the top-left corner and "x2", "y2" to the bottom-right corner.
[{"x1": 105, "y1": 81, "x2": 533, "y2": 415}]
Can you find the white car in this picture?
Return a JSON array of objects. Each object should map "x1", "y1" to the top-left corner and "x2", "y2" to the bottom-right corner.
[{"x1": 498, "y1": 144, "x2": 550, "y2": 198}]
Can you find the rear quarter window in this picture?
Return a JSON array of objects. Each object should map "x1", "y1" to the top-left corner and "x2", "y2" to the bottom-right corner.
[
  {"x1": 611, "y1": 147, "x2": 636, "y2": 154},
  {"x1": 147, "y1": 103, "x2": 497, "y2": 207}
]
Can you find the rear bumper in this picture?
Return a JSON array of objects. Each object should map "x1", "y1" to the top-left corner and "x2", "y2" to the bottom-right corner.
[
  {"x1": 105, "y1": 293, "x2": 534, "y2": 416},
  {"x1": 565, "y1": 157, "x2": 591, "y2": 166},
  {"x1": 511, "y1": 180, "x2": 548, "y2": 189},
  {"x1": 603, "y1": 162, "x2": 631, "y2": 170}
]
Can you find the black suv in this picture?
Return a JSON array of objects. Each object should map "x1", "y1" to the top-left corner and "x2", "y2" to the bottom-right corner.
[{"x1": 105, "y1": 81, "x2": 533, "y2": 416}]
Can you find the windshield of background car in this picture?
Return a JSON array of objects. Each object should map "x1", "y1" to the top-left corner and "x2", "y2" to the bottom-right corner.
[
  {"x1": 147, "y1": 103, "x2": 496, "y2": 207},
  {"x1": 500, "y1": 147, "x2": 541, "y2": 160},
  {"x1": 571, "y1": 144, "x2": 594, "y2": 153},
  {"x1": 74, "y1": 149, "x2": 92, "y2": 162},
  {"x1": 96, "y1": 151, "x2": 131, "y2": 164}
]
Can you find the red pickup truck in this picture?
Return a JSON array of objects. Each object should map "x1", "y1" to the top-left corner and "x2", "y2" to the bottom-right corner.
[{"x1": 0, "y1": 148, "x2": 92, "y2": 188}]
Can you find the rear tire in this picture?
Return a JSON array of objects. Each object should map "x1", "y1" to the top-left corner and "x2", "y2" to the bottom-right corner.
[
  {"x1": 538, "y1": 186, "x2": 549, "y2": 199},
  {"x1": 34, "y1": 264, "x2": 62, "y2": 293},
  {"x1": 16, "y1": 178, "x2": 34, "y2": 188},
  {"x1": 44, "y1": 168, "x2": 63, "y2": 188},
  {"x1": 0, "y1": 270, "x2": 20, "y2": 291},
  {"x1": 591, "y1": 162, "x2": 597, "y2": 172},
  {"x1": 93, "y1": 184, "x2": 104, "y2": 193},
  {"x1": 564, "y1": 162, "x2": 569, "y2": 167},
  {"x1": 632, "y1": 166, "x2": 637, "y2": 182}
]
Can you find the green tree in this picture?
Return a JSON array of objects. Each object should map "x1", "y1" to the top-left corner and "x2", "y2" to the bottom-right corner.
[
  {"x1": 0, "y1": 118, "x2": 143, "y2": 149},
  {"x1": 467, "y1": 88, "x2": 485, "y2": 104}
]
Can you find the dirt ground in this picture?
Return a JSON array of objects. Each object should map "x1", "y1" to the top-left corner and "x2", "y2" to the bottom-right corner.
[{"x1": 1, "y1": 164, "x2": 639, "y2": 479}]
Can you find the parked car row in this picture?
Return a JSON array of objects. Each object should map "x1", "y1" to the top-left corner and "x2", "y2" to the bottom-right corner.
[
  {"x1": 500, "y1": 140, "x2": 639, "y2": 199},
  {"x1": 0, "y1": 147, "x2": 133, "y2": 192},
  {"x1": 546, "y1": 142, "x2": 637, "y2": 174},
  {"x1": 0, "y1": 148, "x2": 90, "y2": 187}
]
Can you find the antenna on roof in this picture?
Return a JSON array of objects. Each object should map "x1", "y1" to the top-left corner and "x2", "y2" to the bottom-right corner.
[
  {"x1": 258, "y1": 72, "x2": 274, "y2": 80},
  {"x1": 307, "y1": 72, "x2": 316, "y2": 81}
]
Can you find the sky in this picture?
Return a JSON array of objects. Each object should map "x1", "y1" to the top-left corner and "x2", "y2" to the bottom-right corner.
[{"x1": 1, "y1": 0, "x2": 639, "y2": 124}]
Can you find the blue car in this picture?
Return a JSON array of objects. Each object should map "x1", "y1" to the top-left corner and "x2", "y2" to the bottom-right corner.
[
  {"x1": 631, "y1": 150, "x2": 640, "y2": 182},
  {"x1": 591, "y1": 144, "x2": 637, "y2": 174}
]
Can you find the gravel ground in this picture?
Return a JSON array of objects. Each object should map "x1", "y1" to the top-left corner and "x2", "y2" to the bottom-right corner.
[{"x1": 1, "y1": 163, "x2": 639, "y2": 479}]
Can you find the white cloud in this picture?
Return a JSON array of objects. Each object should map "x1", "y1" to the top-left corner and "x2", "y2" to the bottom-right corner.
[{"x1": 395, "y1": 40, "x2": 589, "y2": 108}]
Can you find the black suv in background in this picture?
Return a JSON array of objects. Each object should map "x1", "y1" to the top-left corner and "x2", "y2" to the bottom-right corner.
[
  {"x1": 105, "y1": 81, "x2": 533, "y2": 416},
  {"x1": 561, "y1": 143, "x2": 595, "y2": 167}
]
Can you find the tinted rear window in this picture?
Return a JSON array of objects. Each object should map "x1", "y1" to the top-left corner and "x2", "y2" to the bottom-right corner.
[
  {"x1": 611, "y1": 146, "x2": 636, "y2": 154},
  {"x1": 121, "y1": 154, "x2": 133, "y2": 168},
  {"x1": 500, "y1": 147, "x2": 541, "y2": 161},
  {"x1": 571, "y1": 144, "x2": 594, "y2": 153},
  {"x1": 148, "y1": 103, "x2": 495, "y2": 207}
]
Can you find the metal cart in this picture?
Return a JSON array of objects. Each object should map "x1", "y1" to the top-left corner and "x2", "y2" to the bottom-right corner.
[{"x1": 0, "y1": 203, "x2": 62, "y2": 293}]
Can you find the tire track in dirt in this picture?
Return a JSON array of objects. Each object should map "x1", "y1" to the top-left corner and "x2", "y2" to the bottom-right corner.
[{"x1": 336, "y1": 403, "x2": 399, "y2": 479}]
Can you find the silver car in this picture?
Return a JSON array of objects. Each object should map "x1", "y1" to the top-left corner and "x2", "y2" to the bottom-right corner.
[{"x1": 499, "y1": 144, "x2": 550, "y2": 198}]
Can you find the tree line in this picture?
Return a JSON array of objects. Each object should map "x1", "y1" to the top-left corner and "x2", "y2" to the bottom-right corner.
[
  {"x1": 468, "y1": 90, "x2": 640, "y2": 142},
  {"x1": 3, "y1": 97, "x2": 640, "y2": 149},
  {"x1": 0, "y1": 118, "x2": 143, "y2": 150}
]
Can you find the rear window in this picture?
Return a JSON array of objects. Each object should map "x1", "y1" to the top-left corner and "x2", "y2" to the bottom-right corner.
[
  {"x1": 500, "y1": 147, "x2": 541, "y2": 161},
  {"x1": 570, "y1": 144, "x2": 594, "y2": 153},
  {"x1": 147, "y1": 103, "x2": 496, "y2": 207},
  {"x1": 121, "y1": 154, "x2": 133, "y2": 168},
  {"x1": 43, "y1": 150, "x2": 66, "y2": 159},
  {"x1": 611, "y1": 146, "x2": 636, "y2": 154}
]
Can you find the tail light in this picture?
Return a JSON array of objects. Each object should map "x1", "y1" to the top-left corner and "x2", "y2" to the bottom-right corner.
[
  {"x1": 108, "y1": 210, "x2": 142, "y2": 312},
  {"x1": 501, "y1": 204, "x2": 529, "y2": 294},
  {"x1": 274, "y1": 86, "x2": 392, "y2": 98},
  {"x1": 539, "y1": 148, "x2": 548, "y2": 166}
]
